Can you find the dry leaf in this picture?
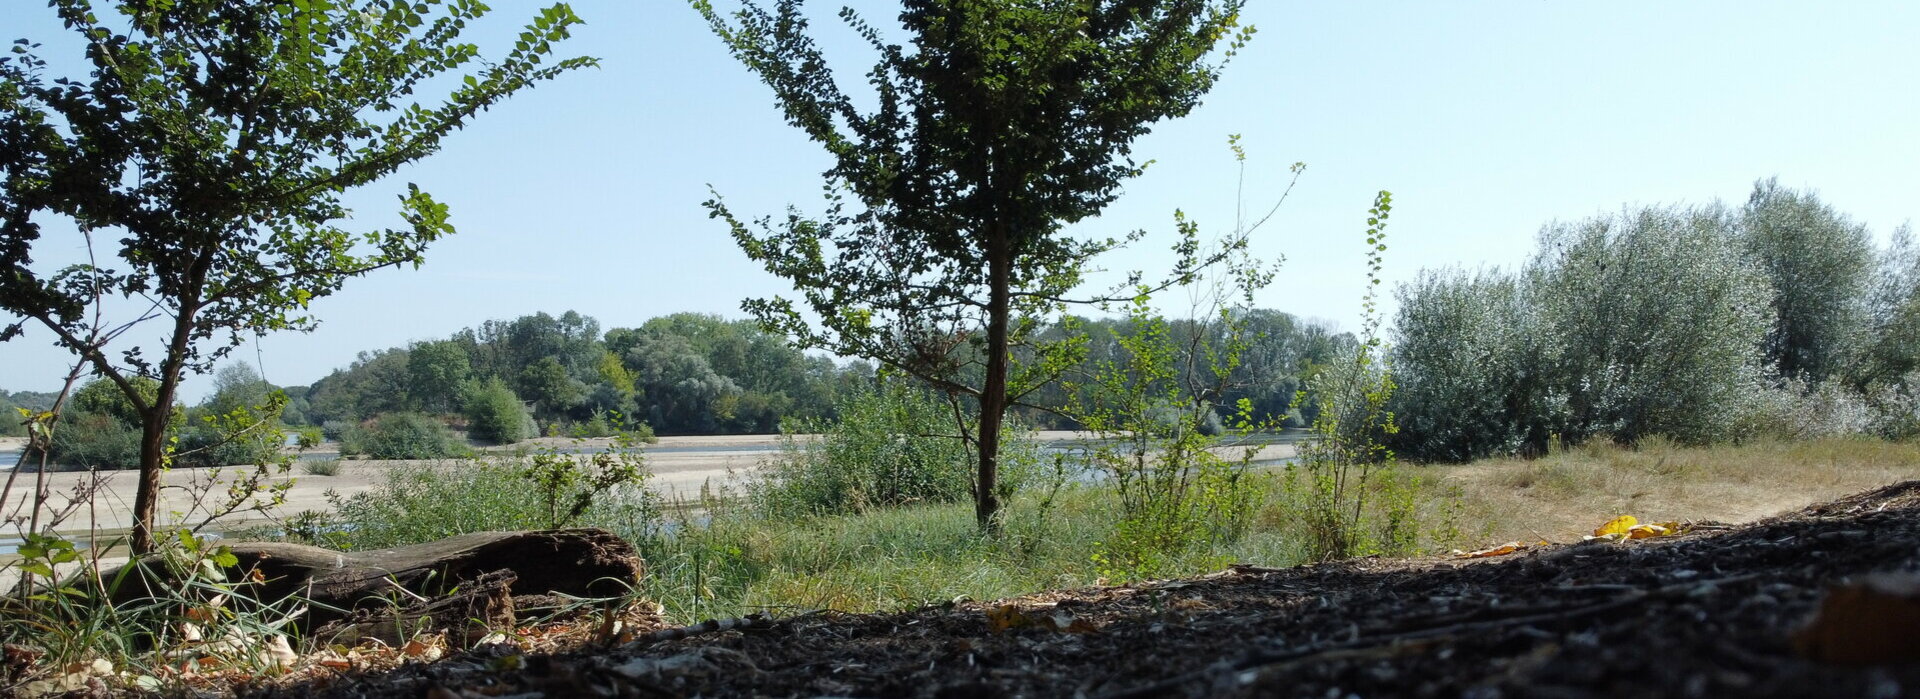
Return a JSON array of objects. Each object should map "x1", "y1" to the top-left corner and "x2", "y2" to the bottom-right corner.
[
  {"x1": 985, "y1": 605, "x2": 1028, "y2": 633},
  {"x1": 1593, "y1": 515, "x2": 1638, "y2": 538},
  {"x1": 1458, "y1": 543, "x2": 1522, "y2": 559},
  {"x1": 261, "y1": 635, "x2": 297, "y2": 670},
  {"x1": 1794, "y1": 573, "x2": 1920, "y2": 666}
]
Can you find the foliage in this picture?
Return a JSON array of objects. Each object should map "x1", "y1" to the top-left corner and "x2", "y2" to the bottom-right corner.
[
  {"x1": 174, "y1": 364, "x2": 288, "y2": 469},
  {"x1": 517, "y1": 434, "x2": 652, "y2": 529},
  {"x1": 0, "y1": 528, "x2": 305, "y2": 692},
  {"x1": 43, "y1": 408, "x2": 143, "y2": 470},
  {"x1": 1389, "y1": 269, "x2": 1546, "y2": 462},
  {"x1": 303, "y1": 458, "x2": 342, "y2": 477},
  {"x1": 1291, "y1": 191, "x2": 1418, "y2": 561},
  {"x1": 0, "y1": 0, "x2": 591, "y2": 552},
  {"x1": 750, "y1": 378, "x2": 977, "y2": 518},
  {"x1": 39, "y1": 377, "x2": 175, "y2": 469},
  {"x1": 1739, "y1": 179, "x2": 1876, "y2": 382},
  {"x1": 322, "y1": 446, "x2": 658, "y2": 551},
  {"x1": 1859, "y1": 226, "x2": 1920, "y2": 388},
  {"x1": 0, "y1": 393, "x2": 22, "y2": 437},
  {"x1": 407, "y1": 340, "x2": 473, "y2": 413},
  {"x1": 697, "y1": 0, "x2": 1257, "y2": 530},
  {"x1": 1390, "y1": 203, "x2": 1776, "y2": 461},
  {"x1": 1068, "y1": 298, "x2": 1268, "y2": 581},
  {"x1": 461, "y1": 377, "x2": 535, "y2": 445},
  {"x1": 339, "y1": 412, "x2": 467, "y2": 460}
]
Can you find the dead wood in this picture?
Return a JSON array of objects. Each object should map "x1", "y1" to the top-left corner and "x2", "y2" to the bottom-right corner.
[
  {"x1": 312, "y1": 569, "x2": 518, "y2": 648},
  {"x1": 103, "y1": 528, "x2": 644, "y2": 628}
]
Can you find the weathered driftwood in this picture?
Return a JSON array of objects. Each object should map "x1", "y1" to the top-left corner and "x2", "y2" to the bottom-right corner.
[{"x1": 105, "y1": 528, "x2": 644, "y2": 629}]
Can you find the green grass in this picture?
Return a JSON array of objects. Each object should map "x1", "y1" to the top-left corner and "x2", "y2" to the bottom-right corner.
[{"x1": 629, "y1": 469, "x2": 1454, "y2": 622}]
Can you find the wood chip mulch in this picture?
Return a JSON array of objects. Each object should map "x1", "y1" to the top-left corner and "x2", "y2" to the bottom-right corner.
[{"x1": 251, "y1": 481, "x2": 1920, "y2": 698}]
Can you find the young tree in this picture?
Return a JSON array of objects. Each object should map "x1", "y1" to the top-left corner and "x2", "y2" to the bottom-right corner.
[
  {"x1": 697, "y1": 0, "x2": 1256, "y2": 530},
  {"x1": 0, "y1": 1, "x2": 594, "y2": 552}
]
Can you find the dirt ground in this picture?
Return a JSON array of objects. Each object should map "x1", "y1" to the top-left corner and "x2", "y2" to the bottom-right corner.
[{"x1": 241, "y1": 480, "x2": 1920, "y2": 699}]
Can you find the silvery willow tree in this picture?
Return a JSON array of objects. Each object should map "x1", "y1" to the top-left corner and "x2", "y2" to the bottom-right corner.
[
  {"x1": 694, "y1": 0, "x2": 1255, "y2": 530},
  {"x1": 0, "y1": 0, "x2": 594, "y2": 553}
]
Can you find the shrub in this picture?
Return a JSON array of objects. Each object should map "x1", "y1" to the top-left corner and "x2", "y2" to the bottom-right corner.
[
  {"x1": 325, "y1": 445, "x2": 657, "y2": 550},
  {"x1": 339, "y1": 412, "x2": 467, "y2": 460},
  {"x1": 303, "y1": 459, "x2": 343, "y2": 476},
  {"x1": 749, "y1": 379, "x2": 974, "y2": 518},
  {"x1": 462, "y1": 378, "x2": 534, "y2": 444},
  {"x1": 42, "y1": 411, "x2": 143, "y2": 471}
]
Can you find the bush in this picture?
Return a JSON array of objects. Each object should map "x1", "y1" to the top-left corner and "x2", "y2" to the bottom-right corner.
[
  {"x1": 749, "y1": 379, "x2": 974, "y2": 518},
  {"x1": 172, "y1": 423, "x2": 284, "y2": 469},
  {"x1": 303, "y1": 459, "x2": 342, "y2": 476},
  {"x1": 324, "y1": 446, "x2": 656, "y2": 550},
  {"x1": 339, "y1": 412, "x2": 467, "y2": 460},
  {"x1": 42, "y1": 411, "x2": 143, "y2": 470},
  {"x1": 462, "y1": 378, "x2": 534, "y2": 444}
]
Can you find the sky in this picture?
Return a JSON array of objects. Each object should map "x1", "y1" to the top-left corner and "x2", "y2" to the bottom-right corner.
[{"x1": 3, "y1": 1, "x2": 1917, "y2": 401}]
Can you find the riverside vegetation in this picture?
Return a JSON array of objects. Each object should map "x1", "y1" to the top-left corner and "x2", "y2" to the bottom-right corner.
[{"x1": 2, "y1": 0, "x2": 1918, "y2": 694}]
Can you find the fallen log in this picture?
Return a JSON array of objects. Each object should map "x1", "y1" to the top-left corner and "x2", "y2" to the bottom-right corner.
[{"x1": 104, "y1": 528, "x2": 644, "y2": 629}]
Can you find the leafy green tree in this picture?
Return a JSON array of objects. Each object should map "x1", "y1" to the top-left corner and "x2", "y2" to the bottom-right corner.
[
  {"x1": 624, "y1": 333, "x2": 740, "y2": 433},
  {"x1": 407, "y1": 340, "x2": 473, "y2": 412},
  {"x1": 0, "y1": 1, "x2": 591, "y2": 552},
  {"x1": 519, "y1": 356, "x2": 588, "y2": 418},
  {"x1": 697, "y1": 0, "x2": 1256, "y2": 529},
  {"x1": 306, "y1": 348, "x2": 413, "y2": 424},
  {"x1": 1738, "y1": 179, "x2": 1876, "y2": 382}
]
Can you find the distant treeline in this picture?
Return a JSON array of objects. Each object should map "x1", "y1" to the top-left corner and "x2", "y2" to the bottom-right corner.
[
  {"x1": 288, "y1": 309, "x2": 1353, "y2": 438},
  {"x1": 1388, "y1": 179, "x2": 1920, "y2": 463}
]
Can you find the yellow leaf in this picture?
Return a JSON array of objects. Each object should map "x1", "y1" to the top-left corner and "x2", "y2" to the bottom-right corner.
[
  {"x1": 1593, "y1": 515, "x2": 1638, "y2": 537},
  {"x1": 1626, "y1": 524, "x2": 1669, "y2": 539},
  {"x1": 1458, "y1": 543, "x2": 1522, "y2": 559}
]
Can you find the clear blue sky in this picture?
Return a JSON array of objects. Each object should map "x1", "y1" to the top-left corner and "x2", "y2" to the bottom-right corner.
[{"x1": 4, "y1": 1, "x2": 1917, "y2": 400}]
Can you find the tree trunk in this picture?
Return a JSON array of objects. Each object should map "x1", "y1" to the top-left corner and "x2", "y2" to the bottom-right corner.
[
  {"x1": 105, "y1": 528, "x2": 645, "y2": 630},
  {"x1": 976, "y1": 242, "x2": 1011, "y2": 533},
  {"x1": 129, "y1": 381, "x2": 178, "y2": 555}
]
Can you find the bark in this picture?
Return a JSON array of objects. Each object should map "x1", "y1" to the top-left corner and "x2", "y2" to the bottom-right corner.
[
  {"x1": 104, "y1": 528, "x2": 645, "y2": 629},
  {"x1": 976, "y1": 239, "x2": 1011, "y2": 532}
]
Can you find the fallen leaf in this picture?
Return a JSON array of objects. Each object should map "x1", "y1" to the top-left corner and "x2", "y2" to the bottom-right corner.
[
  {"x1": 1593, "y1": 515, "x2": 1638, "y2": 538},
  {"x1": 261, "y1": 635, "x2": 297, "y2": 670},
  {"x1": 986, "y1": 605, "x2": 1029, "y2": 633},
  {"x1": 1458, "y1": 543, "x2": 1522, "y2": 559}
]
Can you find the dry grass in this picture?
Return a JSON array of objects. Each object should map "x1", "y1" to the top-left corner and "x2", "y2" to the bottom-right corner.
[{"x1": 1432, "y1": 437, "x2": 1920, "y2": 544}]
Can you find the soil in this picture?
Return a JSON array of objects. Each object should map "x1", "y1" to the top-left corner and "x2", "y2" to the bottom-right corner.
[{"x1": 250, "y1": 481, "x2": 1920, "y2": 699}]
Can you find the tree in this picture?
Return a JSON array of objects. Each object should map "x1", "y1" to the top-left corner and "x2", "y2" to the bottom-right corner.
[
  {"x1": 697, "y1": 0, "x2": 1256, "y2": 530},
  {"x1": 1738, "y1": 179, "x2": 1875, "y2": 382},
  {"x1": 407, "y1": 340, "x2": 473, "y2": 412},
  {"x1": 0, "y1": 1, "x2": 593, "y2": 552},
  {"x1": 519, "y1": 356, "x2": 588, "y2": 418}
]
